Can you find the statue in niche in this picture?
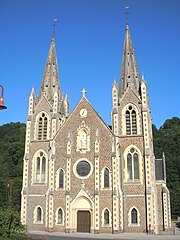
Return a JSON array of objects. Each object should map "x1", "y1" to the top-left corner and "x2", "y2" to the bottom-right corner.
[{"x1": 80, "y1": 131, "x2": 87, "y2": 149}]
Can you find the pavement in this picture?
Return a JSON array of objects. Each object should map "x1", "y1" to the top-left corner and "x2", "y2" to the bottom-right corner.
[{"x1": 29, "y1": 228, "x2": 180, "y2": 240}]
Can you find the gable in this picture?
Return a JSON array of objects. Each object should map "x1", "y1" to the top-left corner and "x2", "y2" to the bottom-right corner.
[
  {"x1": 34, "y1": 95, "x2": 52, "y2": 116},
  {"x1": 55, "y1": 96, "x2": 113, "y2": 141},
  {"x1": 119, "y1": 87, "x2": 142, "y2": 111}
]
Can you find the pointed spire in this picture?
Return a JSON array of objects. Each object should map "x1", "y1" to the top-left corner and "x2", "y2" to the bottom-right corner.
[
  {"x1": 39, "y1": 35, "x2": 60, "y2": 102},
  {"x1": 119, "y1": 22, "x2": 140, "y2": 96},
  {"x1": 30, "y1": 85, "x2": 36, "y2": 97},
  {"x1": 142, "y1": 73, "x2": 145, "y2": 81},
  {"x1": 113, "y1": 76, "x2": 117, "y2": 85}
]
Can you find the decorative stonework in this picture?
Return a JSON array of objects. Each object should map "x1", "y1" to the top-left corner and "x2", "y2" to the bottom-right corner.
[{"x1": 21, "y1": 22, "x2": 172, "y2": 235}]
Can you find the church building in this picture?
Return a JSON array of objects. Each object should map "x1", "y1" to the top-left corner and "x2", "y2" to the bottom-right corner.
[{"x1": 21, "y1": 22, "x2": 172, "y2": 234}]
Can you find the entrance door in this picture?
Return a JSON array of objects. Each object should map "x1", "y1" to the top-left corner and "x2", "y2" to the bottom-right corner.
[{"x1": 77, "y1": 210, "x2": 91, "y2": 233}]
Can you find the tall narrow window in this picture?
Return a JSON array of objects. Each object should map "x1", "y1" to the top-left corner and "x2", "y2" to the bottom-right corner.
[
  {"x1": 127, "y1": 153, "x2": 132, "y2": 181},
  {"x1": 126, "y1": 110, "x2": 131, "y2": 135},
  {"x1": 131, "y1": 208, "x2": 138, "y2": 224},
  {"x1": 59, "y1": 169, "x2": 64, "y2": 189},
  {"x1": 104, "y1": 209, "x2": 109, "y2": 224},
  {"x1": 134, "y1": 153, "x2": 139, "y2": 180},
  {"x1": 104, "y1": 168, "x2": 110, "y2": 188},
  {"x1": 57, "y1": 208, "x2": 63, "y2": 224},
  {"x1": 38, "y1": 118, "x2": 43, "y2": 140},
  {"x1": 132, "y1": 110, "x2": 137, "y2": 134},
  {"x1": 36, "y1": 157, "x2": 40, "y2": 182},
  {"x1": 35, "y1": 152, "x2": 46, "y2": 183},
  {"x1": 37, "y1": 112, "x2": 48, "y2": 140},
  {"x1": 36, "y1": 207, "x2": 42, "y2": 222},
  {"x1": 41, "y1": 156, "x2": 46, "y2": 182},
  {"x1": 125, "y1": 106, "x2": 137, "y2": 135},
  {"x1": 43, "y1": 117, "x2": 48, "y2": 139},
  {"x1": 126, "y1": 148, "x2": 139, "y2": 182}
]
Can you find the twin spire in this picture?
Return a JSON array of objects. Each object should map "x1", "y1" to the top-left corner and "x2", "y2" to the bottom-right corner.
[{"x1": 38, "y1": 18, "x2": 140, "y2": 104}]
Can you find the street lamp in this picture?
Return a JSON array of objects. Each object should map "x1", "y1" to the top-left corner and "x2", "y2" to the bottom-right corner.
[{"x1": 0, "y1": 84, "x2": 7, "y2": 110}]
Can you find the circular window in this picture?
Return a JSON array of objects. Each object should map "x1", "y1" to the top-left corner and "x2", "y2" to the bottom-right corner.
[{"x1": 76, "y1": 160, "x2": 91, "y2": 177}]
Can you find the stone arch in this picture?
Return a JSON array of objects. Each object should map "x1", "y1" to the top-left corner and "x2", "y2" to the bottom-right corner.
[
  {"x1": 35, "y1": 111, "x2": 50, "y2": 140},
  {"x1": 121, "y1": 103, "x2": 141, "y2": 135},
  {"x1": 123, "y1": 145, "x2": 143, "y2": 183},
  {"x1": 69, "y1": 189, "x2": 94, "y2": 232}
]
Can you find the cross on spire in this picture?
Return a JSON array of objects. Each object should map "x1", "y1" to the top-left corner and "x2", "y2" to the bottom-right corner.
[
  {"x1": 52, "y1": 18, "x2": 58, "y2": 36},
  {"x1": 124, "y1": 6, "x2": 129, "y2": 24},
  {"x1": 81, "y1": 88, "x2": 87, "y2": 97}
]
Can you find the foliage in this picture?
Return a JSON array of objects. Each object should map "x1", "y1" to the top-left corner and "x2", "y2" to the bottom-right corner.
[
  {"x1": 153, "y1": 117, "x2": 180, "y2": 218},
  {"x1": 0, "y1": 122, "x2": 25, "y2": 211},
  {"x1": 0, "y1": 208, "x2": 26, "y2": 238}
]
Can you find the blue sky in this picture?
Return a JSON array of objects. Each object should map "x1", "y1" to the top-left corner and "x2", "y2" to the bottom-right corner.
[{"x1": 0, "y1": 0, "x2": 180, "y2": 128}]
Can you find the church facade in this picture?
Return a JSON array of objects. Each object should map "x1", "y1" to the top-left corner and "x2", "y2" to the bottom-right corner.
[{"x1": 21, "y1": 23, "x2": 172, "y2": 234}]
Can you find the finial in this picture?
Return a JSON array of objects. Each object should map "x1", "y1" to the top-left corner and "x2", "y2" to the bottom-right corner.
[
  {"x1": 142, "y1": 73, "x2": 145, "y2": 80},
  {"x1": 81, "y1": 88, "x2": 87, "y2": 97},
  {"x1": 124, "y1": 6, "x2": 129, "y2": 25},
  {"x1": 30, "y1": 85, "x2": 35, "y2": 96},
  {"x1": 52, "y1": 18, "x2": 58, "y2": 36}
]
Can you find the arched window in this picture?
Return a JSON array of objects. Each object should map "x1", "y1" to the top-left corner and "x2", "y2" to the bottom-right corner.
[
  {"x1": 126, "y1": 148, "x2": 139, "y2": 181},
  {"x1": 35, "y1": 151, "x2": 46, "y2": 183},
  {"x1": 127, "y1": 153, "x2": 132, "y2": 181},
  {"x1": 59, "y1": 169, "x2": 64, "y2": 189},
  {"x1": 126, "y1": 110, "x2": 131, "y2": 135},
  {"x1": 37, "y1": 112, "x2": 48, "y2": 140},
  {"x1": 131, "y1": 208, "x2": 138, "y2": 224},
  {"x1": 57, "y1": 208, "x2": 63, "y2": 224},
  {"x1": 104, "y1": 168, "x2": 109, "y2": 188},
  {"x1": 132, "y1": 110, "x2": 137, "y2": 134},
  {"x1": 36, "y1": 207, "x2": 42, "y2": 222},
  {"x1": 125, "y1": 106, "x2": 137, "y2": 135},
  {"x1": 104, "y1": 209, "x2": 109, "y2": 225}
]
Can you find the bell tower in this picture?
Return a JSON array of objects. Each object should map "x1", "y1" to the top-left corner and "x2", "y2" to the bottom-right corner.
[
  {"x1": 21, "y1": 33, "x2": 69, "y2": 226},
  {"x1": 112, "y1": 20, "x2": 170, "y2": 233}
]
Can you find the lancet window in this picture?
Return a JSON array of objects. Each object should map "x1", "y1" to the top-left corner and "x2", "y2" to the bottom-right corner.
[{"x1": 125, "y1": 105, "x2": 137, "y2": 135}]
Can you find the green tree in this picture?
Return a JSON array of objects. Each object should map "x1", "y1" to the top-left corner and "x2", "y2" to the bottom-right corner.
[
  {"x1": 0, "y1": 209, "x2": 26, "y2": 238},
  {"x1": 0, "y1": 123, "x2": 25, "y2": 210},
  {"x1": 153, "y1": 117, "x2": 180, "y2": 218}
]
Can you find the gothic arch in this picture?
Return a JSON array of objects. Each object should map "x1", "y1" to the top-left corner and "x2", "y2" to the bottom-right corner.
[
  {"x1": 101, "y1": 208, "x2": 112, "y2": 227},
  {"x1": 69, "y1": 189, "x2": 94, "y2": 231},
  {"x1": 121, "y1": 103, "x2": 141, "y2": 136},
  {"x1": 128, "y1": 206, "x2": 140, "y2": 226},
  {"x1": 33, "y1": 205, "x2": 43, "y2": 224},
  {"x1": 55, "y1": 168, "x2": 65, "y2": 190},
  {"x1": 101, "y1": 166, "x2": 112, "y2": 189},
  {"x1": 35, "y1": 111, "x2": 50, "y2": 140},
  {"x1": 123, "y1": 145, "x2": 143, "y2": 183},
  {"x1": 56, "y1": 207, "x2": 64, "y2": 225},
  {"x1": 32, "y1": 150, "x2": 47, "y2": 184}
]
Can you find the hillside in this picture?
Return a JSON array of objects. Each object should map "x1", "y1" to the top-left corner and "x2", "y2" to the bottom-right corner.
[
  {"x1": 0, "y1": 122, "x2": 25, "y2": 211},
  {"x1": 0, "y1": 119, "x2": 179, "y2": 217},
  {"x1": 153, "y1": 117, "x2": 180, "y2": 218}
]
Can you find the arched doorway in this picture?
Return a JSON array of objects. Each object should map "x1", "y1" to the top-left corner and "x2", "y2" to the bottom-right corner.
[
  {"x1": 69, "y1": 189, "x2": 94, "y2": 233},
  {"x1": 77, "y1": 210, "x2": 91, "y2": 233}
]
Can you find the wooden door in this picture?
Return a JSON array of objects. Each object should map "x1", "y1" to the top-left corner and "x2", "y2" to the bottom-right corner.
[{"x1": 77, "y1": 210, "x2": 91, "y2": 233}]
